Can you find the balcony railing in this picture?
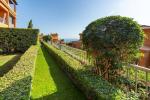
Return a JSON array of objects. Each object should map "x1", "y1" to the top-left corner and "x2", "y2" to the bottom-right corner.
[
  {"x1": 1, "y1": 0, "x2": 16, "y2": 13},
  {"x1": 9, "y1": 0, "x2": 16, "y2": 12},
  {"x1": 0, "y1": 17, "x2": 7, "y2": 24}
]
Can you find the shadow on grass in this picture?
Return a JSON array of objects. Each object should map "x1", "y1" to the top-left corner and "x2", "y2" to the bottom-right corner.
[
  {"x1": 0, "y1": 76, "x2": 32, "y2": 100},
  {"x1": 32, "y1": 46, "x2": 85, "y2": 100},
  {"x1": 35, "y1": 45, "x2": 125, "y2": 100},
  {"x1": 0, "y1": 54, "x2": 21, "y2": 77}
]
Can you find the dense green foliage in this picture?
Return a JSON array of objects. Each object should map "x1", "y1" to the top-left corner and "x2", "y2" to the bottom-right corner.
[
  {"x1": 0, "y1": 28, "x2": 39, "y2": 53},
  {"x1": 82, "y1": 16, "x2": 144, "y2": 80},
  {"x1": 0, "y1": 46, "x2": 38, "y2": 100},
  {"x1": 43, "y1": 34, "x2": 51, "y2": 42},
  {"x1": 31, "y1": 46, "x2": 85, "y2": 99},
  {"x1": 42, "y1": 42, "x2": 126, "y2": 100},
  {"x1": 28, "y1": 20, "x2": 33, "y2": 29}
]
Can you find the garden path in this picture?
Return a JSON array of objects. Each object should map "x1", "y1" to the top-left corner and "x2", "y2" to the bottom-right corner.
[{"x1": 31, "y1": 46, "x2": 85, "y2": 100}]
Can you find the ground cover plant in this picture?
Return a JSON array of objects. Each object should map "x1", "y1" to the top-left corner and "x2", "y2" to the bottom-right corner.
[{"x1": 31, "y1": 46, "x2": 85, "y2": 100}]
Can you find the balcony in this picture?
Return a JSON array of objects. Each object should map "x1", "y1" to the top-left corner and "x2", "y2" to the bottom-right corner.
[
  {"x1": 9, "y1": 0, "x2": 16, "y2": 12},
  {"x1": 0, "y1": 0, "x2": 16, "y2": 16},
  {"x1": 0, "y1": 17, "x2": 8, "y2": 27},
  {"x1": 0, "y1": 17, "x2": 7, "y2": 24}
]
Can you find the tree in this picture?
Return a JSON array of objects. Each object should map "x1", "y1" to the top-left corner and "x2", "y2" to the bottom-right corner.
[
  {"x1": 82, "y1": 16, "x2": 144, "y2": 81},
  {"x1": 43, "y1": 34, "x2": 51, "y2": 42},
  {"x1": 28, "y1": 20, "x2": 33, "y2": 29}
]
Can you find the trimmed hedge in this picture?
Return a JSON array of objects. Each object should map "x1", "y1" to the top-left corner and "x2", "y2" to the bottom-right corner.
[
  {"x1": 0, "y1": 45, "x2": 38, "y2": 100},
  {"x1": 42, "y1": 42, "x2": 126, "y2": 100},
  {"x1": 0, "y1": 28, "x2": 39, "y2": 53}
]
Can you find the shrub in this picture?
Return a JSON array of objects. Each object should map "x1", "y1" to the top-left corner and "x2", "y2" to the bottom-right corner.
[
  {"x1": 42, "y1": 42, "x2": 126, "y2": 100},
  {"x1": 0, "y1": 45, "x2": 38, "y2": 100},
  {"x1": 43, "y1": 34, "x2": 51, "y2": 42},
  {"x1": 82, "y1": 16, "x2": 144, "y2": 80},
  {"x1": 0, "y1": 28, "x2": 39, "y2": 53},
  {"x1": 28, "y1": 19, "x2": 33, "y2": 29}
]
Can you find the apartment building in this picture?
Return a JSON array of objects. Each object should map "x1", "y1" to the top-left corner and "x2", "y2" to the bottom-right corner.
[
  {"x1": 139, "y1": 25, "x2": 150, "y2": 67},
  {"x1": 51, "y1": 33, "x2": 59, "y2": 43},
  {"x1": 0, "y1": 0, "x2": 17, "y2": 28}
]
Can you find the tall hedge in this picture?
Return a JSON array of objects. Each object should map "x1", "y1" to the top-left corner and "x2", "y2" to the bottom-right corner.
[{"x1": 0, "y1": 28, "x2": 39, "y2": 53}]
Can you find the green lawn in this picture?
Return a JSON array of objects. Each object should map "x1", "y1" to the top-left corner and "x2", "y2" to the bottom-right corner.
[
  {"x1": 0, "y1": 54, "x2": 21, "y2": 77},
  {"x1": 0, "y1": 54, "x2": 16, "y2": 66},
  {"x1": 31, "y1": 46, "x2": 85, "y2": 100}
]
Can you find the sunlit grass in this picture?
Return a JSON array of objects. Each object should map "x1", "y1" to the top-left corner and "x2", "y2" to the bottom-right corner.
[
  {"x1": 31, "y1": 46, "x2": 85, "y2": 100},
  {"x1": 0, "y1": 54, "x2": 17, "y2": 66},
  {"x1": 31, "y1": 47, "x2": 57, "y2": 99}
]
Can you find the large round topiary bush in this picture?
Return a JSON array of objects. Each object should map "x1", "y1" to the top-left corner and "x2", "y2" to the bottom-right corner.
[{"x1": 82, "y1": 16, "x2": 144, "y2": 80}]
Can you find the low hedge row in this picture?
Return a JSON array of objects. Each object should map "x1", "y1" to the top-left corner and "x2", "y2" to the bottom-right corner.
[
  {"x1": 0, "y1": 28, "x2": 39, "y2": 53},
  {"x1": 0, "y1": 45, "x2": 38, "y2": 100},
  {"x1": 42, "y1": 42, "x2": 126, "y2": 100}
]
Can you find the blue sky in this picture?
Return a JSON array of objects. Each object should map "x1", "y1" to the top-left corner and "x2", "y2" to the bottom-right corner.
[{"x1": 17, "y1": 0, "x2": 150, "y2": 39}]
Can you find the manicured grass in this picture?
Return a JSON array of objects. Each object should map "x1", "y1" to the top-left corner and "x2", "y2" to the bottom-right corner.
[
  {"x1": 0, "y1": 54, "x2": 21, "y2": 77},
  {"x1": 31, "y1": 46, "x2": 85, "y2": 100},
  {"x1": 0, "y1": 54, "x2": 17, "y2": 66}
]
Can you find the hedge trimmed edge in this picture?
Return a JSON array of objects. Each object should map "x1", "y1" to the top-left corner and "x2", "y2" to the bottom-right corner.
[
  {"x1": 0, "y1": 45, "x2": 39, "y2": 100},
  {"x1": 42, "y1": 42, "x2": 126, "y2": 100}
]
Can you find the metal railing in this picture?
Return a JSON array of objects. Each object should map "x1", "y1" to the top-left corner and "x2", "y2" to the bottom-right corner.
[
  {"x1": 51, "y1": 42, "x2": 150, "y2": 94},
  {"x1": 126, "y1": 64, "x2": 150, "y2": 93},
  {"x1": 51, "y1": 42, "x2": 91, "y2": 64}
]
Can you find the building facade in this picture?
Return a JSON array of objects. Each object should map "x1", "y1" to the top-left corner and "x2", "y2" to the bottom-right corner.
[
  {"x1": 139, "y1": 25, "x2": 150, "y2": 67},
  {"x1": 51, "y1": 33, "x2": 59, "y2": 43},
  {"x1": 0, "y1": 0, "x2": 17, "y2": 28}
]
